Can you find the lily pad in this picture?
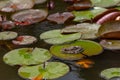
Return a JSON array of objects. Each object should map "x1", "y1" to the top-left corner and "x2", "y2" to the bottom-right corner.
[
  {"x1": 0, "y1": 0, "x2": 34, "y2": 12},
  {"x1": 34, "y1": 0, "x2": 47, "y2": 4},
  {"x1": 18, "y1": 62, "x2": 69, "y2": 79},
  {"x1": 12, "y1": 35, "x2": 37, "y2": 45},
  {"x1": 3, "y1": 48, "x2": 52, "y2": 66},
  {"x1": 50, "y1": 40, "x2": 103, "y2": 60},
  {"x1": 72, "y1": 7, "x2": 106, "y2": 22},
  {"x1": 0, "y1": 31, "x2": 18, "y2": 40},
  {"x1": 61, "y1": 23, "x2": 101, "y2": 39},
  {"x1": 91, "y1": 0, "x2": 120, "y2": 7},
  {"x1": 100, "y1": 40, "x2": 120, "y2": 50},
  {"x1": 40, "y1": 29, "x2": 81, "y2": 44},
  {"x1": 100, "y1": 68, "x2": 120, "y2": 80},
  {"x1": 97, "y1": 21, "x2": 120, "y2": 39}
]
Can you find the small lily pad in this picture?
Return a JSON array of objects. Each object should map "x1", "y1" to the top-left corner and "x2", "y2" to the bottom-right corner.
[
  {"x1": 0, "y1": 31, "x2": 18, "y2": 40},
  {"x1": 72, "y1": 7, "x2": 106, "y2": 22},
  {"x1": 97, "y1": 21, "x2": 120, "y2": 39},
  {"x1": 40, "y1": 29, "x2": 81, "y2": 44},
  {"x1": 100, "y1": 68, "x2": 120, "y2": 80},
  {"x1": 3, "y1": 48, "x2": 52, "y2": 66},
  {"x1": 50, "y1": 40, "x2": 103, "y2": 60},
  {"x1": 12, "y1": 35, "x2": 37, "y2": 45},
  {"x1": 100, "y1": 40, "x2": 120, "y2": 50},
  {"x1": 91, "y1": 0, "x2": 120, "y2": 7},
  {"x1": 18, "y1": 62, "x2": 69, "y2": 79},
  {"x1": 61, "y1": 23, "x2": 101, "y2": 39}
]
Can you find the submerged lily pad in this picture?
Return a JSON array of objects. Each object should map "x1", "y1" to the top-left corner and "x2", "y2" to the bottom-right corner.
[
  {"x1": 3, "y1": 48, "x2": 52, "y2": 66},
  {"x1": 61, "y1": 23, "x2": 101, "y2": 39},
  {"x1": 50, "y1": 40, "x2": 103, "y2": 60},
  {"x1": 97, "y1": 21, "x2": 120, "y2": 39},
  {"x1": 0, "y1": 31, "x2": 18, "y2": 40},
  {"x1": 91, "y1": 0, "x2": 120, "y2": 7},
  {"x1": 18, "y1": 62, "x2": 69, "y2": 79},
  {"x1": 40, "y1": 29, "x2": 81, "y2": 44},
  {"x1": 72, "y1": 7, "x2": 106, "y2": 22},
  {"x1": 100, "y1": 40, "x2": 120, "y2": 50},
  {"x1": 100, "y1": 68, "x2": 120, "y2": 80}
]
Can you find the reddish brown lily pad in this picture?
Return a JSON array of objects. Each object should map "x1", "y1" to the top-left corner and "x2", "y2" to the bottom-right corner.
[
  {"x1": 12, "y1": 9, "x2": 48, "y2": 26},
  {"x1": 47, "y1": 12, "x2": 74, "y2": 24}
]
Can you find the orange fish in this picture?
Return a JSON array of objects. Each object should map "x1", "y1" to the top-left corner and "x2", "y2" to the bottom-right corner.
[
  {"x1": 32, "y1": 74, "x2": 43, "y2": 80},
  {"x1": 76, "y1": 59, "x2": 94, "y2": 69}
]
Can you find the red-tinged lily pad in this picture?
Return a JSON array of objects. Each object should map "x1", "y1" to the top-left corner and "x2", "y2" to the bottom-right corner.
[
  {"x1": 100, "y1": 68, "x2": 120, "y2": 80},
  {"x1": 0, "y1": 0, "x2": 34, "y2": 12},
  {"x1": 18, "y1": 62, "x2": 69, "y2": 79},
  {"x1": 72, "y1": 7, "x2": 106, "y2": 22},
  {"x1": 97, "y1": 21, "x2": 120, "y2": 39},
  {"x1": 3, "y1": 48, "x2": 52, "y2": 66},
  {"x1": 47, "y1": 12, "x2": 74, "y2": 24},
  {"x1": 67, "y1": 0, "x2": 92, "y2": 11},
  {"x1": 50, "y1": 40, "x2": 103, "y2": 60},
  {"x1": 100, "y1": 40, "x2": 120, "y2": 50},
  {"x1": 12, "y1": 9, "x2": 48, "y2": 26},
  {"x1": 40, "y1": 29, "x2": 81, "y2": 44},
  {"x1": 0, "y1": 31, "x2": 18, "y2": 40},
  {"x1": 61, "y1": 23, "x2": 101, "y2": 39},
  {"x1": 91, "y1": 0, "x2": 120, "y2": 8},
  {"x1": 12, "y1": 35, "x2": 37, "y2": 45},
  {"x1": 93, "y1": 9, "x2": 120, "y2": 24}
]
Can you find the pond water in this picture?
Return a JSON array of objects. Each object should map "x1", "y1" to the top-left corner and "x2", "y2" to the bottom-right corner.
[{"x1": 0, "y1": 0, "x2": 120, "y2": 80}]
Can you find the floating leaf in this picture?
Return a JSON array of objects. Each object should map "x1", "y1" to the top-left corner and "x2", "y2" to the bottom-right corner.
[
  {"x1": 18, "y1": 62, "x2": 69, "y2": 79},
  {"x1": 40, "y1": 29, "x2": 81, "y2": 44},
  {"x1": 61, "y1": 23, "x2": 101, "y2": 39},
  {"x1": 72, "y1": 7, "x2": 106, "y2": 22},
  {"x1": 100, "y1": 40, "x2": 120, "y2": 50},
  {"x1": 3, "y1": 48, "x2": 52, "y2": 66},
  {"x1": 0, "y1": 31, "x2": 18, "y2": 40},
  {"x1": 50, "y1": 40, "x2": 103, "y2": 60},
  {"x1": 34, "y1": 0, "x2": 47, "y2": 4},
  {"x1": 0, "y1": 0, "x2": 34, "y2": 12},
  {"x1": 12, "y1": 35, "x2": 37, "y2": 45},
  {"x1": 100, "y1": 68, "x2": 120, "y2": 80},
  {"x1": 91, "y1": 0, "x2": 120, "y2": 7},
  {"x1": 97, "y1": 21, "x2": 120, "y2": 39},
  {"x1": 12, "y1": 9, "x2": 48, "y2": 26}
]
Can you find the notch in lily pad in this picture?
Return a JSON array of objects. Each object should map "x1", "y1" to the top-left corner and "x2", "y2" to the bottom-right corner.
[
  {"x1": 50, "y1": 40, "x2": 103, "y2": 60},
  {"x1": 100, "y1": 68, "x2": 120, "y2": 80},
  {"x1": 3, "y1": 47, "x2": 52, "y2": 66},
  {"x1": 40, "y1": 29, "x2": 81, "y2": 44},
  {"x1": 18, "y1": 62, "x2": 69, "y2": 80}
]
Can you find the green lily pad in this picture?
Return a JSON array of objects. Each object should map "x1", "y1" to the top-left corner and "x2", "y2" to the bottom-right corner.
[
  {"x1": 0, "y1": 31, "x2": 18, "y2": 40},
  {"x1": 100, "y1": 40, "x2": 120, "y2": 50},
  {"x1": 91, "y1": 0, "x2": 120, "y2": 7},
  {"x1": 100, "y1": 68, "x2": 120, "y2": 79},
  {"x1": 72, "y1": 7, "x2": 106, "y2": 22},
  {"x1": 40, "y1": 29, "x2": 81, "y2": 44},
  {"x1": 50, "y1": 40, "x2": 103, "y2": 60},
  {"x1": 61, "y1": 23, "x2": 101, "y2": 39},
  {"x1": 3, "y1": 48, "x2": 52, "y2": 66},
  {"x1": 18, "y1": 62, "x2": 69, "y2": 79}
]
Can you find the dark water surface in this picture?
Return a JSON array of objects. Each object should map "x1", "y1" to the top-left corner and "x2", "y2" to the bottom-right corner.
[{"x1": 0, "y1": 0, "x2": 120, "y2": 80}]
